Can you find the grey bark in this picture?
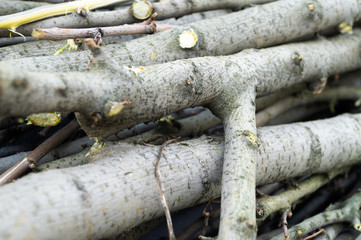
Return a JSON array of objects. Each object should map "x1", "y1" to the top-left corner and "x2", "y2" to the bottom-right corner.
[
  {"x1": 0, "y1": 135, "x2": 93, "y2": 174},
  {"x1": 1, "y1": 32, "x2": 360, "y2": 140},
  {"x1": 0, "y1": 0, "x2": 271, "y2": 37},
  {"x1": 4, "y1": 0, "x2": 360, "y2": 73},
  {"x1": 0, "y1": 114, "x2": 360, "y2": 239},
  {"x1": 256, "y1": 171, "x2": 345, "y2": 222},
  {"x1": 210, "y1": 87, "x2": 258, "y2": 239},
  {"x1": 35, "y1": 148, "x2": 89, "y2": 171},
  {"x1": 314, "y1": 224, "x2": 345, "y2": 240},
  {"x1": 273, "y1": 191, "x2": 361, "y2": 239},
  {"x1": 0, "y1": 9, "x2": 229, "y2": 61},
  {"x1": 0, "y1": 0, "x2": 48, "y2": 16}
]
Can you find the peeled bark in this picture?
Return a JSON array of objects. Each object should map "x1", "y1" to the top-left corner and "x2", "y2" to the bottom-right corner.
[{"x1": 0, "y1": 114, "x2": 360, "y2": 239}]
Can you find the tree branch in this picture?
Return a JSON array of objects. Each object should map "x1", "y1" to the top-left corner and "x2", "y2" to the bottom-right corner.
[
  {"x1": 256, "y1": 171, "x2": 345, "y2": 222},
  {"x1": 313, "y1": 224, "x2": 344, "y2": 240},
  {"x1": 0, "y1": 118, "x2": 79, "y2": 185},
  {"x1": 0, "y1": 114, "x2": 360, "y2": 239},
  {"x1": 210, "y1": 87, "x2": 258, "y2": 239},
  {"x1": 32, "y1": 20, "x2": 174, "y2": 41},
  {"x1": 4, "y1": 0, "x2": 360, "y2": 72},
  {"x1": 273, "y1": 191, "x2": 361, "y2": 239},
  {"x1": 0, "y1": 0, "x2": 273, "y2": 37},
  {"x1": 1, "y1": 32, "x2": 360, "y2": 140}
]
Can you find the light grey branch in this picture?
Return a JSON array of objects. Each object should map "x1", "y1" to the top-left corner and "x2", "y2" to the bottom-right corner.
[
  {"x1": 273, "y1": 191, "x2": 361, "y2": 239},
  {"x1": 1, "y1": 32, "x2": 360, "y2": 140},
  {"x1": 314, "y1": 224, "x2": 345, "y2": 240},
  {"x1": 256, "y1": 171, "x2": 345, "y2": 222},
  {"x1": 4, "y1": 0, "x2": 361, "y2": 72},
  {"x1": 0, "y1": 0, "x2": 271, "y2": 37},
  {"x1": 0, "y1": 9, "x2": 229, "y2": 60},
  {"x1": 0, "y1": 114, "x2": 360, "y2": 239},
  {"x1": 0, "y1": 0, "x2": 48, "y2": 16},
  {"x1": 210, "y1": 87, "x2": 258, "y2": 239}
]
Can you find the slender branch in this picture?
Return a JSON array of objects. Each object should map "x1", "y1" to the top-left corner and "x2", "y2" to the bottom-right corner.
[
  {"x1": 32, "y1": 20, "x2": 174, "y2": 40},
  {"x1": 313, "y1": 224, "x2": 344, "y2": 240},
  {"x1": 0, "y1": 118, "x2": 79, "y2": 185},
  {"x1": 256, "y1": 171, "x2": 345, "y2": 222},
  {"x1": 154, "y1": 138, "x2": 180, "y2": 240},
  {"x1": 280, "y1": 209, "x2": 291, "y2": 239},
  {"x1": 302, "y1": 229, "x2": 326, "y2": 240},
  {"x1": 0, "y1": 10, "x2": 229, "y2": 60},
  {"x1": 272, "y1": 192, "x2": 361, "y2": 240}
]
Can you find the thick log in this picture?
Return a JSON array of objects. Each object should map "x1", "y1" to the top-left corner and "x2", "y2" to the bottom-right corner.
[{"x1": 0, "y1": 114, "x2": 360, "y2": 239}]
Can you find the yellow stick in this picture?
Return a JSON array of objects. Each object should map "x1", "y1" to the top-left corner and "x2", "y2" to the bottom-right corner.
[{"x1": 0, "y1": 0, "x2": 130, "y2": 31}]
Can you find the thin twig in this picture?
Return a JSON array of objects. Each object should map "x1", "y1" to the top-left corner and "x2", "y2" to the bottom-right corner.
[
  {"x1": 301, "y1": 229, "x2": 326, "y2": 240},
  {"x1": 32, "y1": 13, "x2": 174, "y2": 41},
  {"x1": 280, "y1": 209, "x2": 292, "y2": 239},
  {"x1": 202, "y1": 201, "x2": 212, "y2": 235},
  {"x1": 154, "y1": 137, "x2": 180, "y2": 240},
  {"x1": 0, "y1": 118, "x2": 80, "y2": 186}
]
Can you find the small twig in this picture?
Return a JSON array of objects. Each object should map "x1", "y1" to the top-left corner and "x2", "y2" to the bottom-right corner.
[
  {"x1": 201, "y1": 201, "x2": 212, "y2": 235},
  {"x1": 32, "y1": 13, "x2": 174, "y2": 41},
  {"x1": 154, "y1": 137, "x2": 180, "y2": 240},
  {"x1": 280, "y1": 209, "x2": 292, "y2": 239},
  {"x1": 0, "y1": 118, "x2": 80, "y2": 186},
  {"x1": 301, "y1": 229, "x2": 326, "y2": 240},
  {"x1": 137, "y1": 12, "x2": 158, "y2": 25}
]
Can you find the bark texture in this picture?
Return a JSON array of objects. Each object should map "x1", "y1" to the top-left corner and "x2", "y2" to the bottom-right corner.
[
  {"x1": 0, "y1": 10, "x2": 230, "y2": 61},
  {"x1": 4, "y1": 0, "x2": 360, "y2": 72},
  {"x1": 210, "y1": 87, "x2": 258, "y2": 239},
  {"x1": 0, "y1": 32, "x2": 360, "y2": 139},
  {"x1": 0, "y1": 114, "x2": 360, "y2": 239},
  {"x1": 0, "y1": 0, "x2": 271, "y2": 37},
  {"x1": 0, "y1": 0, "x2": 48, "y2": 16}
]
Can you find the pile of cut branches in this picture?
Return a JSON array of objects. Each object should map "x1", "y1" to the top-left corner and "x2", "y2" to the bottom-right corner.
[{"x1": 0, "y1": 0, "x2": 361, "y2": 239}]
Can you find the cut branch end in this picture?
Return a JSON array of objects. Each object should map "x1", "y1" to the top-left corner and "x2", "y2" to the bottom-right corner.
[{"x1": 132, "y1": 0, "x2": 153, "y2": 20}]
